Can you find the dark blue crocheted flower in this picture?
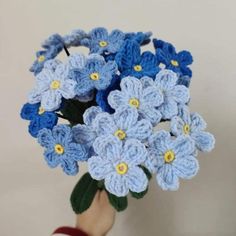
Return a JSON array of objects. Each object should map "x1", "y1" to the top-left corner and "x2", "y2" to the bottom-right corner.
[
  {"x1": 96, "y1": 75, "x2": 121, "y2": 113},
  {"x1": 115, "y1": 40, "x2": 159, "y2": 78},
  {"x1": 153, "y1": 39, "x2": 193, "y2": 78},
  {"x1": 83, "y1": 27, "x2": 125, "y2": 54},
  {"x1": 37, "y1": 124, "x2": 88, "y2": 175},
  {"x1": 20, "y1": 103, "x2": 58, "y2": 138},
  {"x1": 30, "y1": 34, "x2": 64, "y2": 75},
  {"x1": 125, "y1": 31, "x2": 152, "y2": 46}
]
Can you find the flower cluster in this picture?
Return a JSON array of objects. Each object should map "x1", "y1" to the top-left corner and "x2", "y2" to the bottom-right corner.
[{"x1": 21, "y1": 27, "x2": 215, "y2": 208}]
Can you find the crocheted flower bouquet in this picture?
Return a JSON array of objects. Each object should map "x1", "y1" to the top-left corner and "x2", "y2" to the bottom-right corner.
[{"x1": 21, "y1": 28, "x2": 215, "y2": 212}]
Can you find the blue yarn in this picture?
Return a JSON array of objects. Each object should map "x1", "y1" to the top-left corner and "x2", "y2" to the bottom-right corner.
[
  {"x1": 115, "y1": 40, "x2": 159, "y2": 78},
  {"x1": 88, "y1": 136, "x2": 148, "y2": 197},
  {"x1": 125, "y1": 31, "x2": 153, "y2": 45},
  {"x1": 37, "y1": 124, "x2": 88, "y2": 175},
  {"x1": 20, "y1": 103, "x2": 58, "y2": 138},
  {"x1": 153, "y1": 39, "x2": 193, "y2": 78}
]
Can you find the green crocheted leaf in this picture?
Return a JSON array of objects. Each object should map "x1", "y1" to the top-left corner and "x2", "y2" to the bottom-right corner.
[
  {"x1": 140, "y1": 166, "x2": 152, "y2": 180},
  {"x1": 70, "y1": 172, "x2": 98, "y2": 214},
  {"x1": 130, "y1": 187, "x2": 148, "y2": 199},
  {"x1": 107, "y1": 192, "x2": 128, "y2": 212}
]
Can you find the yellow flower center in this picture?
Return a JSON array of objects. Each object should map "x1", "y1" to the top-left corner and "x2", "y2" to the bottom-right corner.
[
  {"x1": 38, "y1": 106, "x2": 45, "y2": 115},
  {"x1": 50, "y1": 80, "x2": 61, "y2": 89},
  {"x1": 164, "y1": 150, "x2": 175, "y2": 163},
  {"x1": 114, "y1": 129, "x2": 126, "y2": 140},
  {"x1": 133, "y1": 65, "x2": 142, "y2": 72},
  {"x1": 90, "y1": 72, "x2": 100, "y2": 81},
  {"x1": 37, "y1": 55, "x2": 45, "y2": 63},
  {"x1": 54, "y1": 144, "x2": 64, "y2": 155},
  {"x1": 116, "y1": 162, "x2": 128, "y2": 175},
  {"x1": 171, "y1": 60, "x2": 179, "y2": 67},
  {"x1": 129, "y1": 98, "x2": 140, "y2": 108},
  {"x1": 183, "y1": 124, "x2": 190, "y2": 135},
  {"x1": 99, "y1": 41, "x2": 108, "y2": 47}
]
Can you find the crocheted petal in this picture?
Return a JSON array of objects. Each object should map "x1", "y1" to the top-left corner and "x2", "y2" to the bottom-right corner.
[
  {"x1": 109, "y1": 30, "x2": 125, "y2": 42},
  {"x1": 41, "y1": 90, "x2": 62, "y2": 111},
  {"x1": 159, "y1": 97, "x2": 178, "y2": 119},
  {"x1": 177, "y1": 50, "x2": 193, "y2": 66},
  {"x1": 61, "y1": 160, "x2": 78, "y2": 176},
  {"x1": 191, "y1": 131, "x2": 215, "y2": 152},
  {"x1": 190, "y1": 113, "x2": 207, "y2": 132},
  {"x1": 59, "y1": 80, "x2": 76, "y2": 99},
  {"x1": 173, "y1": 155, "x2": 199, "y2": 179},
  {"x1": 72, "y1": 124, "x2": 96, "y2": 147},
  {"x1": 148, "y1": 130, "x2": 171, "y2": 152},
  {"x1": 145, "y1": 149, "x2": 159, "y2": 173},
  {"x1": 66, "y1": 142, "x2": 88, "y2": 162},
  {"x1": 93, "y1": 112, "x2": 116, "y2": 136},
  {"x1": 88, "y1": 155, "x2": 112, "y2": 180},
  {"x1": 120, "y1": 76, "x2": 142, "y2": 98},
  {"x1": 170, "y1": 85, "x2": 190, "y2": 104},
  {"x1": 90, "y1": 27, "x2": 108, "y2": 40},
  {"x1": 123, "y1": 139, "x2": 147, "y2": 165},
  {"x1": 170, "y1": 116, "x2": 185, "y2": 136},
  {"x1": 93, "y1": 74, "x2": 112, "y2": 90},
  {"x1": 156, "y1": 165, "x2": 179, "y2": 191},
  {"x1": 178, "y1": 105, "x2": 191, "y2": 124},
  {"x1": 37, "y1": 128, "x2": 54, "y2": 148},
  {"x1": 108, "y1": 90, "x2": 127, "y2": 110},
  {"x1": 29, "y1": 118, "x2": 41, "y2": 137},
  {"x1": 20, "y1": 103, "x2": 39, "y2": 120},
  {"x1": 41, "y1": 112, "x2": 58, "y2": 128},
  {"x1": 54, "y1": 63, "x2": 69, "y2": 79},
  {"x1": 140, "y1": 52, "x2": 157, "y2": 70},
  {"x1": 73, "y1": 72, "x2": 94, "y2": 96},
  {"x1": 173, "y1": 135, "x2": 195, "y2": 157},
  {"x1": 44, "y1": 149, "x2": 61, "y2": 168},
  {"x1": 140, "y1": 106, "x2": 162, "y2": 125},
  {"x1": 155, "y1": 69, "x2": 178, "y2": 90},
  {"x1": 83, "y1": 106, "x2": 102, "y2": 126},
  {"x1": 142, "y1": 86, "x2": 163, "y2": 107},
  {"x1": 52, "y1": 125, "x2": 72, "y2": 144},
  {"x1": 140, "y1": 76, "x2": 155, "y2": 89},
  {"x1": 68, "y1": 53, "x2": 86, "y2": 69},
  {"x1": 114, "y1": 107, "x2": 138, "y2": 130},
  {"x1": 44, "y1": 59, "x2": 61, "y2": 71},
  {"x1": 105, "y1": 172, "x2": 129, "y2": 197},
  {"x1": 28, "y1": 88, "x2": 43, "y2": 104},
  {"x1": 128, "y1": 167, "x2": 148, "y2": 193},
  {"x1": 93, "y1": 135, "x2": 122, "y2": 160}
]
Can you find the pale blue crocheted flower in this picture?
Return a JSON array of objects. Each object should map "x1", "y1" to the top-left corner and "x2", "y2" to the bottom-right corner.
[
  {"x1": 37, "y1": 124, "x2": 88, "y2": 175},
  {"x1": 108, "y1": 76, "x2": 163, "y2": 125},
  {"x1": 28, "y1": 59, "x2": 77, "y2": 111},
  {"x1": 93, "y1": 107, "x2": 152, "y2": 143},
  {"x1": 69, "y1": 54, "x2": 117, "y2": 96},
  {"x1": 146, "y1": 130, "x2": 199, "y2": 191},
  {"x1": 83, "y1": 27, "x2": 125, "y2": 54},
  {"x1": 88, "y1": 136, "x2": 148, "y2": 197},
  {"x1": 171, "y1": 106, "x2": 215, "y2": 152},
  {"x1": 141, "y1": 69, "x2": 190, "y2": 119}
]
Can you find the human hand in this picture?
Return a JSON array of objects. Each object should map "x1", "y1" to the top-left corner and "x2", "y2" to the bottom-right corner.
[{"x1": 76, "y1": 190, "x2": 115, "y2": 236}]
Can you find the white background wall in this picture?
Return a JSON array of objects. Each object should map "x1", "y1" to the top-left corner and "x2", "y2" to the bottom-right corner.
[{"x1": 0, "y1": 0, "x2": 236, "y2": 235}]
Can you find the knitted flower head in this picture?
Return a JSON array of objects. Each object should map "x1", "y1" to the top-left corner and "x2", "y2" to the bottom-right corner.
[{"x1": 21, "y1": 27, "x2": 215, "y2": 212}]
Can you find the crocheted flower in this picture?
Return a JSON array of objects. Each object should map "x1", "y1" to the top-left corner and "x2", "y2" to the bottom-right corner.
[
  {"x1": 171, "y1": 106, "x2": 215, "y2": 152},
  {"x1": 108, "y1": 76, "x2": 164, "y2": 125},
  {"x1": 93, "y1": 107, "x2": 152, "y2": 143},
  {"x1": 69, "y1": 54, "x2": 117, "y2": 96},
  {"x1": 125, "y1": 31, "x2": 152, "y2": 45},
  {"x1": 88, "y1": 136, "x2": 148, "y2": 196},
  {"x1": 115, "y1": 40, "x2": 159, "y2": 78},
  {"x1": 83, "y1": 27, "x2": 125, "y2": 54},
  {"x1": 147, "y1": 131, "x2": 199, "y2": 191},
  {"x1": 30, "y1": 34, "x2": 64, "y2": 75},
  {"x1": 20, "y1": 103, "x2": 58, "y2": 138},
  {"x1": 141, "y1": 70, "x2": 190, "y2": 119},
  {"x1": 153, "y1": 39, "x2": 193, "y2": 77},
  {"x1": 28, "y1": 60, "x2": 77, "y2": 111},
  {"x1": 37, "y1": 124, "x2": 88, "y2": 175}
]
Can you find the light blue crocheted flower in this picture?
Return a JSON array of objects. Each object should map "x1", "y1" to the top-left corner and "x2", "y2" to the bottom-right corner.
[
  {"x1": 69, "y1": 54, "x2": 117, "y2": 96},
  {"x1": 171, "y1": 106, "x2": 215, "y2": 152},
  {"x1": 83, "y1": 27, "x2": 125, "y2": 54},
  {"x1": 93, "y1": 107, "x2": 152, "y2": 143},
  {"x1": 108, "y1": 76, "x2": 163, "y2": 125},
  {"x1": 37, "y1": 124, "x2": 88, "y2": 175},
  {"x1": 141, "y1": 69, "x2": 190, "y2": 119},
  {"x1": 28, "y1": 58, "x2": 78, "y2": 111},
  {"x1": 146, "y1": 130, "x2": 199, "y2": 191},
  {"x1": 88, "y1": 136, "x2": 148, "y2": 196}
]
